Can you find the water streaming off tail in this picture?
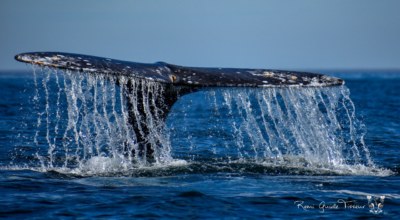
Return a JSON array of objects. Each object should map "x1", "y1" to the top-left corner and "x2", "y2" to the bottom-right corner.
[
  {"x1": 170, "y1": 87, "x2": 372, "y2": 168},
  {"x1": 22, "y1": 68, "x2": 386, "y2": 176},
  {"x1": 30, "y1": 68, "x2": 172, "y2": 172}
]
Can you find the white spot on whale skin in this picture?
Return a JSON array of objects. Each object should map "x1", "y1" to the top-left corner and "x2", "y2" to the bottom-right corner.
[
  {"x1": 19, "y1": 55, "x2": 33, "y2": 62},
  {"x1": 307, "y1": 77, "x2": 327, "y2": 86},
  {"x1": 322, "y1": 76, "x2": 332, "y2": 80},
  {"x1": 247, "y1": 70, "x2": 257, "y2": 75},
  {"x1": 263, "y1": 71, "x2": 275, "y2": 77},
  {"x1": 82, "y1": 68, "x2": 97, "y2": 72}
]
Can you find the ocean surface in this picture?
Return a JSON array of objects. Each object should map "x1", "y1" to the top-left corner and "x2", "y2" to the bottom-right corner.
[{"x1": 0, "y1": 69, "x2": 399, "y2": 219}]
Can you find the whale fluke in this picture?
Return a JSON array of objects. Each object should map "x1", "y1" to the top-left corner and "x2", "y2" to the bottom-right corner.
[
  {"x1": 15, "y1": 52, "x2": 344, "y2": 161},
  {"x1": 15, "y1": 52, "x2": 343, "y2": 87}
]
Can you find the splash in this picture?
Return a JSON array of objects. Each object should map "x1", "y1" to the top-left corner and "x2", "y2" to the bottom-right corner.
[{"x1": 13, "y1": 67, "x2": 391, "y2": 176}]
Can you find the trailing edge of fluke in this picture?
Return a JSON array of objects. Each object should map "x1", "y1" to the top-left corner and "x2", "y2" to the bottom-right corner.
[{"x1": 15, "y1": 52, "x2": 344, "y2": 88}]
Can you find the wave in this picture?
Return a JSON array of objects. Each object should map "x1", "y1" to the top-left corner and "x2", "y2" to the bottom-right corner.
[{"x1": 1, "y1": 156, "x2": 394, "y2": 177}]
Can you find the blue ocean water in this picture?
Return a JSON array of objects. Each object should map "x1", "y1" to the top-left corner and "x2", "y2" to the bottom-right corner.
[{"x1": 0, "y1": 70, "x2": 399, "y2": 219}]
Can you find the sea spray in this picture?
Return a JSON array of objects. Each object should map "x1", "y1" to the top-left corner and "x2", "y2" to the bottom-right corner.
[{"x1": 27, "y1": 68, "x2": 381, "y2": 175}]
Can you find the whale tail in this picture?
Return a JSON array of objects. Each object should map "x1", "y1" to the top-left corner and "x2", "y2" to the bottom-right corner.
[{"x1": 15, "y1": 52, "x2": 344, "y2": 160}]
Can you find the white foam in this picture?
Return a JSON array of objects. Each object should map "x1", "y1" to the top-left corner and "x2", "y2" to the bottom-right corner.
[{"x1": 77, "y1": 156, "x2": 131, "y2": 174}]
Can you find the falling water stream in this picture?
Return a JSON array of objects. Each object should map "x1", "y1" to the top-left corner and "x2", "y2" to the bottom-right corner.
[{"x1": 21, "y1": 67, "x2": 389, "y2": 176}]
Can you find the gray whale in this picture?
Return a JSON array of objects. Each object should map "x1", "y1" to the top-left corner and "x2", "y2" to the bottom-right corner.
[{"x1": 15, "y1": 52, "x2": 344, "y2": 161}]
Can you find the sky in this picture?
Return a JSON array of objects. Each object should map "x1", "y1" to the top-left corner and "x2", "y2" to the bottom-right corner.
[{"x1": 1, "y1": 0, "x2": 400, "y2": 71}]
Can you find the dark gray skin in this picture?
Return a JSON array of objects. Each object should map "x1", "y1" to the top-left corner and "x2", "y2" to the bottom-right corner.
[
  {"x1": 15, "y1": 52, "x2": 343, "y2": 87},
  {"x1": 15, "y1": 52, "x2": 344, "y2": 161}
]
